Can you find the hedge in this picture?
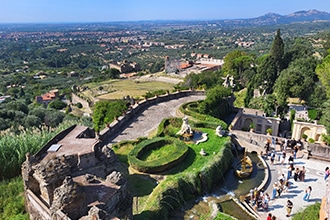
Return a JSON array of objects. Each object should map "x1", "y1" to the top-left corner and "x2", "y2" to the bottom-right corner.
[
  {"x1": 180, "y1": 101, "x2": 228, "y2": 130},
  {"x1": 128, "y1": 137, "x2": 189, "y2": 173}
]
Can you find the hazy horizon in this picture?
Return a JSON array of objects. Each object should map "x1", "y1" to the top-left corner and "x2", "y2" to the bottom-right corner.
[{"x1": 0, "y1": 0, "x2": 329, "y2": 24}]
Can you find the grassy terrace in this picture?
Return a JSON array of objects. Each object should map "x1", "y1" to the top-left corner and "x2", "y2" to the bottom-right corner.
[
  {"x1": 112, "y1": 120, "x2": 234, "y2": 219},
  {"x1": 81, "y1": 78, "x2": 176, "y2": 100}
]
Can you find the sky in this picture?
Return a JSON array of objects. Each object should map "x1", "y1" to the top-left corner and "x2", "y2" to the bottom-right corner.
[{"x1": 0, "y1": 0, "x2": 330, "y2": 23}]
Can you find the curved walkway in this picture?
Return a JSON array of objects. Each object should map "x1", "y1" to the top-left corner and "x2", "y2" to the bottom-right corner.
[{"x1": 109, "y1": 95, "x2": 205, "y2": 144}]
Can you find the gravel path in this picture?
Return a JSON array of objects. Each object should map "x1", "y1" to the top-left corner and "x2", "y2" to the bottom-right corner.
[{"x1": 109, "y1": 95, "x2": 205, "y2": 144}]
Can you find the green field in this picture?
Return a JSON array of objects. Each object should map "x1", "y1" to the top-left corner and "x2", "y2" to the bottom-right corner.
[{"x1": 81, "y1": 78, "x2": 177, "y2": 101}]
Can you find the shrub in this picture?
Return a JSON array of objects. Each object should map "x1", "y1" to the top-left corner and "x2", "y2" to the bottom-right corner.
[
  {"x1": 266, "y1": 128, "x2": 272, "y2": 134},
  {"x1": 180, "y1": 101, "x2": 228, "y2": 130},
  {"x1": 308, "y1": 138, "x2": 315, "y2": 143},
  {"x1": 128, "y1": 137, "x2": 189, "y2": 173},
  {"x1": 292, "y1": 202, "x2": 320, "y2": 220},
  {"x1": 302, "y1": 134, "x2": 308, "y2": 140}
]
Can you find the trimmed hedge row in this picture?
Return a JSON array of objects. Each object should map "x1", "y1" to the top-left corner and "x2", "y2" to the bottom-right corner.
[
  {"x1": 180, "y1": 101, "x2": 228, "y2": 130},
  {"x1": 128, "y1": 137, "x2": 189, "y2": 173}
]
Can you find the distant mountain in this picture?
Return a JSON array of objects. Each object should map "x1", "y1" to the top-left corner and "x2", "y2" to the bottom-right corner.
[{"x1": 220, "y1": 9, "x2": 330, "y2": 26}]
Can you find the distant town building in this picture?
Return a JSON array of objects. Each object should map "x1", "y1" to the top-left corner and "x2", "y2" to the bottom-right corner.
[
  {"x1": 0, "y1": 95, "x2": 11, "y2": 103},
  {"x1": 35, "y1": 89, "x2": 59, "y2": 105},
  {"x1": 165, "y1": 56, "x2": 181, "y2": 73}
]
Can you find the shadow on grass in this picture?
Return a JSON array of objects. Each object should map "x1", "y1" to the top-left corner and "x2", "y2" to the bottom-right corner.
[
  {"x1": 162, "y1": 147, "x2": 196, "y2": 175},
  {"x1": 127, "y1": 174, "x2": 158, "y2": 197}
]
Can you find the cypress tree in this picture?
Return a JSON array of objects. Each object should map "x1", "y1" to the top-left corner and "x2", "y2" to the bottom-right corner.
[{"x1": 270, "y1": 29, "x2": 284, "y2": 74}]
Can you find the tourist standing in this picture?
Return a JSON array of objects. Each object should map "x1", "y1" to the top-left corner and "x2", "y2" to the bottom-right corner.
[
  {"x1": 270, "y1": 150, "x2": 276, "y2": 165},
  {"x1": 286, "y1": 200, "x2": 293, "y2": 217},
  {"x1": 287, "y1": 163, "x2": 294, "y2": 180},
  {"x1": 299, "y1": 166, "x2": 306, "y2": 181},
  {"x1": 271, "y1": 183, "x2": 277, "y2": 200},
  {"x1": 325, "y1": 167, "x2": 330, "y2": 182},
  {"x1": 294, "y1": 167, "x2": 300, "y2": 181},
  {"x1": 303, "y1": 186, "x2": 312, "y2": 202}
]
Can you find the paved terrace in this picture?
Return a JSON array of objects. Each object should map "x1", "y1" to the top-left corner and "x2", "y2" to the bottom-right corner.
[
  {"x1": 258, "y1": 148, "x2": 329, "y2": 220},
  {"x1": 108, "y1": 95, "x2": 205, "y2": 144},
  {"x1": 237, "y1": 135, "x2": 330, "y2": 220}
]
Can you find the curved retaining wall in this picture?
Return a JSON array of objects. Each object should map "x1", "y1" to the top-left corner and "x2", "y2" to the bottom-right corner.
[{"x1": 99, "y1": 90, "x2": 205, "y2": 142}]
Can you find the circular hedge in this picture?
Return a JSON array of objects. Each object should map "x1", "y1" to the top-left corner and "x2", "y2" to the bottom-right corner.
[{"x1": 128, "y1": 137, "x2": 189, "y2": 173}]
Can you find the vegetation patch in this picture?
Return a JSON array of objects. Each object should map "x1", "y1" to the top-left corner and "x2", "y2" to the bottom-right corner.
[
  {"x1": 292, "y1": 202, "x2": 320, "y2": 220},
  {"x1": 128, "y1": 137, "x2": 189, "y2": 173}
]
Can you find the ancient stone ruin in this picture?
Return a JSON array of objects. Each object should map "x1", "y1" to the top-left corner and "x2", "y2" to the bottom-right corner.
[{"x1": 22, "y1": 125, "x2": 132, "y2": 220}]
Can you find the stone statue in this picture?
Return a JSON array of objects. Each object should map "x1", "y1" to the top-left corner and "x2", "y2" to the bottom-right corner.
[
  {"x1": 176, "y1": 116, "x2": 193, "y2": 136},
  {"x1": 223, "y1": 75, "x2": 230, "y2": 87},
  {"x1": 199, "y1": 148, "x2": 207, "y2": 156},
  {"x1": 229, "y1": 75, "x2": 235, "y2": 87},
  {"x1": 216, "y1": 125, "x2": 225, "y2": 137}
]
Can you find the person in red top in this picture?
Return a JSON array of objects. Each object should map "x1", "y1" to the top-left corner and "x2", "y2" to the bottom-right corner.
[{"x1": 267, "y1": 213, "x2": 272, "y2": 220}]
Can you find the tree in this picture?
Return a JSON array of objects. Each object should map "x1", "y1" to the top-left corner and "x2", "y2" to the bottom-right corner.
[
  {"x1": 92, "y1": 100, "x2": 128, "y2": 132},
  {"x1": 199, "y1": 85, "x2": 231, "y2": 120},
  {"x1": 29, "y1": 106, "x2": 46, "y2": 121},
  {"x1": 24, "y1": 115, "x2": 42, "y2": 129},
  {"x1": 270, "y1": 29, "x2": 284, "y2": 73},
  {"x1": 6, "y1": 100, "x2": 29, "y2": 114},
  {"x1": 284, "y1": 37, "x2": 314, "y2": 66},
  {"x1": 255, "y1": 55, "x2": 277, "y2": 94},
  {"x1": 44, "y1": 110, "x2": 65, "y2": 128},
  {"x1": 316, "y1": 54, "x2": 330, "y2": 98},
  {"x1": 48, "y1": 99, "x2": 67, "y2": 110},
  {"x1": 274, "y1": 58, "x2": 317, "y2": 102},
  {"x1": 108, "y1": 68, "x2": 120, "y2": 79}
]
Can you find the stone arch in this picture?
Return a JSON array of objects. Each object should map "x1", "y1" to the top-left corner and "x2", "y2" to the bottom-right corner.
[
  {"x1": 300, "y1": 126, "x2": 311, "y2": 139},
  {"x1": 315, "y1": 134, "x2": 322, "y2": 142},
  {"x1": 243, "y1": 118, "x2": 253, "y2": 130}
]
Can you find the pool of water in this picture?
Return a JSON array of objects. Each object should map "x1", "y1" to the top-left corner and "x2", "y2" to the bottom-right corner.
[{"x1": 169, "y1": 152, "x2": 265, "y2": 219}]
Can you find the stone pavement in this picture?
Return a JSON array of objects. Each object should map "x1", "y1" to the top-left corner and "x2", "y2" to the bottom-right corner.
[
  {"x1": 109, "y1": 95, "x2": 205, "y2": 144},
  {"x1": 257, "y1": 149, "x2": 329, "y2": 220}
]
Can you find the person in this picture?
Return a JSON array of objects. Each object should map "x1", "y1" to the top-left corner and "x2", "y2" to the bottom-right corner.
[
  {"x1": 325, "y1": 167, "x2": 330, "y2": 182},
  {"x1": 287, "y1": 163, "x2": 294, "y2": 180},
  {"x1": 271, "y1": 216, "x2": 276, "y2": 220},
  {"x1": 267, "y1": 213, "x2": 272, "y2": 220},
  {"x1": 277, "y1": 182, "x2": 283, "y2": 198},
  {"x1": 299, "y1": 166, "x2": 306, "y2": 181},
  {"x1": 303, "y1": 186, "x2": 312, "y2": 202},
  {"x1": 294, "y1": 167, "x2": 300, "y2": 181},
  {"x1": 265, "y1": 141, "x2": 270, "y2": 154},
  {"x1": 293, "y1": 145, "x2": 298, "y2": 159},
  {"x1": 271, "y1": 183, "x2": 277, "y2": 200},
  {"x1": 270, "y1": 150, "x2": 276, "y2": 164},
  {"x1": 288, "y1": 152, "x2": 294, "y2": 164},
  {"x1": 286, "y1": 200, "x2": 293, "y2": 217},
  {"x1": 281, "y1": 150, "x2": 286, "y2": 165},
  {"x1": 262, "y1": 193, "x2": 270, "y2": 211}
]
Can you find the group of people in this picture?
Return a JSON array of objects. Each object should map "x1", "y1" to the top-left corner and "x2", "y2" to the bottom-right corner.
[
  {"x1": 249, "y1": 188, "x2": 270, "y2": 212},
  {"x1": 264, "y1": 138, "x2": 316, "y2": 218}
]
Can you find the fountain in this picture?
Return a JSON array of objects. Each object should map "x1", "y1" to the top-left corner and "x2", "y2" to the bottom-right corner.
[
  {"x1": 177, "y1": 116, "x2": 208, "y2": 144},
  {"x1": 235, "y1": 149, "x2": 253, "y2": 179},
  {"x1": 169, "y1": 151, "x2": 265, "y2": 220}
]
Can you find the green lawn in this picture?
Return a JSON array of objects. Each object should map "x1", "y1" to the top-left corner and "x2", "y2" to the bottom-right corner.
[{"x1": 82, "y1": 78, "x2": 176, "y2": 100}]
